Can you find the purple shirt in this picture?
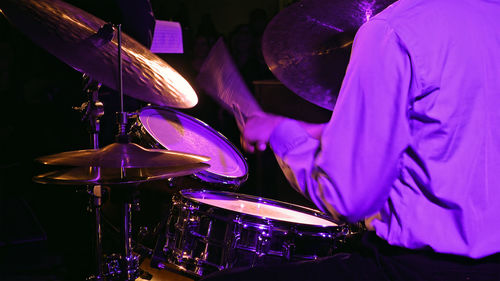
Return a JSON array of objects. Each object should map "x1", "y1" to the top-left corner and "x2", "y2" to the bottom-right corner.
[{"x1": 269, "y1": 0, "x2": 500, "y2": 258}]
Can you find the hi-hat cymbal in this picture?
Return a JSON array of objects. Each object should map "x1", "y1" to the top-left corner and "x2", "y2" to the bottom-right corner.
[
  {"x1": 36, "y1": 142, "x2": 210, "y2": 168},
  {"x1": 33, "y1": 164, "x2": 210, "y2": 185},
  {"x1": 0, "y1": 0, "x2": 198, "y2": 108},
  {"x1": 262, "y1": 0, "x2": 396, "y2": 110}
]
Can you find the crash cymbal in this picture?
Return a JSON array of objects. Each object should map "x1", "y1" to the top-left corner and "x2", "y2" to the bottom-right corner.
[
  {"x1": 33, "y1": 164, "x2": 210, "y2": 185},
  {"x1": 36, "y1": 142, "x2": 210, "y2": 168},
  {"x1": 262, "y1": 0, "x2": 396, "y2": 110},
  {"x1": 0, "y1": 0, "x2": 197, "y2": 108}
]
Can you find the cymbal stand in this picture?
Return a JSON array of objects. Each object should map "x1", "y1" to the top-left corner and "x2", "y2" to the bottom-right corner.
[
  {"x1": 75, "y1": 75, "x2": 107, "y2": 280},
  {"x1": 116, "y1": 23, "x2": 129, "y2": 144},
  {"x1": 115, "y1": 24, "x2": 141, "y2": 281},
  {"x1": 122, "y1": 190, "x2": 141, "y2": 281},
  {"x1": 87, "y1": 24, "x2": 142, "y2": 281},
  {"x1": 90, "y1": 184, "x2": 105, "y2": 280}
]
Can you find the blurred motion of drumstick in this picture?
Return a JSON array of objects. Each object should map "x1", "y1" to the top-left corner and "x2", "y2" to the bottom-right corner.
[
  {"x1": 196, "y1": 37, "x2": 262, "y2": 129},
  {"x1": 232, "y1": 103, "x2": 246, "y2": 132}
]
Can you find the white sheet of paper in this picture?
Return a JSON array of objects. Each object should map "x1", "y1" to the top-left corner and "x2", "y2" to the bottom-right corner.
[{"x1": 150, "y1": 20, "x2": 183, "y2": 53}]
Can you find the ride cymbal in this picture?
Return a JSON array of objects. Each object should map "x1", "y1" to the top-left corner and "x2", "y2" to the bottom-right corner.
[
  {"x1": 262, "y1": 0, "x2": 396, "y2": 110},
  {"x1": 1, "y1": 0, "x2": 198, "y2": 108}
]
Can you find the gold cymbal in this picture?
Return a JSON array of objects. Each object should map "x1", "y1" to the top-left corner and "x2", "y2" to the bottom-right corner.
[
  {"x1": 33, "y1": 164, "x2": 210, "y2": 185},
  {"x1": 1, "y1": 0, "x2": 198, "y2": 108},
  {"x1": 262, "y1": 0, "x2": 396, "y2": 110},
  {"x1": 36, "y1": 142, "x2": 210, "y2": 168}
]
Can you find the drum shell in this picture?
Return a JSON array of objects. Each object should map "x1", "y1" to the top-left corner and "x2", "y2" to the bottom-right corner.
[{"x1": 158, "y1": 190, "x2": 351, "y2": 277}]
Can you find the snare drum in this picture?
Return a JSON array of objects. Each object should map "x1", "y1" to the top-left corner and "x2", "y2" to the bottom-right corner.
[
  {"x1": 130, "y1": 107, "x2": 248, "y2": 188},
  {"x1": 155, "y1": 190, "x2": 350, "y2": 277}
]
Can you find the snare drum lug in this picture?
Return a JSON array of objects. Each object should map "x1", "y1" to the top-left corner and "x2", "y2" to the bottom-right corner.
[
  {"x1": 255, "y1": 230, "x2": 271, "y2": 258},
  {"x1": 230, "y1": 218, "x2": 242, "y2": 249},
  {"x1": 222, "y1": 216, "x2": 243, "y2": 269},
  {"x1": 282, "y1": 241, "x2": 296, "y2": 261}
]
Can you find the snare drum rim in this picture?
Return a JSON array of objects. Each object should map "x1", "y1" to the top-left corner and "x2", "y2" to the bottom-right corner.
[
  {"x1": 134, "y1": 106, "x2": 249, "y2": 186},
  {"x1": 178, "y1": 189, "x2": 344, "y2": 230}
]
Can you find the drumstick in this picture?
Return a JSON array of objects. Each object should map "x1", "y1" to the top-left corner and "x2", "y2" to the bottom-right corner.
[
  {"x1": 196, "y1": 38, "x2": 263, "y2": 124},
  {"x1": 231, "y1": 103, "x2": 246, "y2": 133}
]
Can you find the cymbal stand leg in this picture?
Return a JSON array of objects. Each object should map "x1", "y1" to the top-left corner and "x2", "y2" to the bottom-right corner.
[
  {"x1": 93, "y1": 185, "x2": 105, "y2": 280},
  {"x1": 123, "y1": 200, "x2": 140, "y2": 280},
  {"x1": 124, "y1": 202, "x2": 132, "y2": 259},
  {"x1": 77, "y1": 75, "x2": 106, "y2": 280},
  {"x1": 87, "y1": 76, "x2": 106, "y2": 279}
]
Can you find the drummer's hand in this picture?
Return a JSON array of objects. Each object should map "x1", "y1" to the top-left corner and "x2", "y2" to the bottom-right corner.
[{"x1": 240, "y1": 112, "x2": 287, "y2": 153}]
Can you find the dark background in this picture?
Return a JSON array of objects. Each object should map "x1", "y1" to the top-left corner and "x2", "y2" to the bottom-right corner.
[{"x1": 0, "y1": 0, "x2": 333, "y2": 279}]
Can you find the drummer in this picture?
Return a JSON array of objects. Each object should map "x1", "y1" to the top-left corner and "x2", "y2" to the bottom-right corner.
[{"x1": 203, "y1": 0, "x2": 500, "y2": 280}]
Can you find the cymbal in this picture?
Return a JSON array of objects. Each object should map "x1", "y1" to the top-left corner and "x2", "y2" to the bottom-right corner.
[
  {"x1": 0, "y1": 0, "x2": 198, "y2": 108},
  {"x1": 262, "y1": 0, "x2": 396, "y2": 110},
  {"x1": 33, "y1": 164, "x2": 210, "y2": 185},
  {"x1": 36, "y1": 142, "x2": 210, "y2": 168}
]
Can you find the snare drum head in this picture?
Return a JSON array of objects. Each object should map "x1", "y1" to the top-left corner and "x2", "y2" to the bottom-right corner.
[
  {"x1": 181, "y1": 190, "x2": 338, "y2": 227},
  {"x1": 138, "y1": 107, "x2": 248, "y2": 185}
]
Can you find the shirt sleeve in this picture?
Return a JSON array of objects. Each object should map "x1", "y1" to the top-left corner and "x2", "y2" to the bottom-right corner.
[{"x1": 269, "y1": 19, "x2": 412, "y2": 222}]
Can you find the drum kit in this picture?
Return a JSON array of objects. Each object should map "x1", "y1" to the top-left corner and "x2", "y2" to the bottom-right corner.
[{"x1": 1, "y1": 0, "x2": 394, "y2": 280}]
